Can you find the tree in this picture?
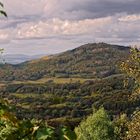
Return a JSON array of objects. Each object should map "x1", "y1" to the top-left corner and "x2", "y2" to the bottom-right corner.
[
  {"x1": 75, "y1": 108, "x2": 115, "y2": 140},
  {"x1": 120, "y1": 48, "x2": 140, "y2": 99},
  {"x1": 125, "y1": 111, "x2": 140, "y2": 140},
  {"x1": 0, "y1": 2, "x2": 7, "y2": 65},
  {"x1": 0, "y1": 1, "x2": 7, "y2": 17},
  {"x1": 114, "y1": 114, "x2": 128, "y2": 140},
  {"x1": 120, "y1": 47, "x2": 140, "y2": 140}
]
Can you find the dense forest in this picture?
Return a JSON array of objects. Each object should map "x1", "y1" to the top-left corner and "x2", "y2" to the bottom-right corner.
[{"x1": 0, "y1": 43, "x2": 140, "y2": 140}]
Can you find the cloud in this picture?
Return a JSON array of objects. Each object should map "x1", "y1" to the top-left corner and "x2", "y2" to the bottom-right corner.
[
  {"x1": 43, "y1": 0, "x2": 140, "y2": 20},
  {"x1": 3, "y1": 0, "x2": 140, "y2": 20},
  {"x1": 2, "y1": 14, "x2": 139, "y2": 41},
  {"x1": 1, "y1": 14, "x2": 140, "y2": 46},
  {"x1": 0, "y1": 0, "x2": 140, "y2": 55},
  {"x1": 3, "y1": 0, "x2": 45, "y2": 17},
  {"x1": 14, "y1": 17, "x2": 112, "y2": 39},
  {"x1": 118, "y1": 14, "x2": 140, "y2": 22}
]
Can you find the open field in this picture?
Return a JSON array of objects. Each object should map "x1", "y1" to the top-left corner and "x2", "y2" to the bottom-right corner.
[{"x1": 6, "y1": 77, "x2": 95, "y2": 84}]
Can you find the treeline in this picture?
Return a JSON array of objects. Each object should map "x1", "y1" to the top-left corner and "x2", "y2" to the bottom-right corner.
[
  {"x1": 1, "y1": 74, "x2": 139, "y2": 127},
  {"x1": 0, "y1": 101, "x2": 139, "y2": 140}
]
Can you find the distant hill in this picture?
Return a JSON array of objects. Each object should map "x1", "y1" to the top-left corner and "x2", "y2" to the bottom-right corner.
[
  {"x1": 3, "y1": 54, "x2": 49, "y2": 64},
  {"x1": 0, "y1": 43, "x2": 130, "y2": 81}
]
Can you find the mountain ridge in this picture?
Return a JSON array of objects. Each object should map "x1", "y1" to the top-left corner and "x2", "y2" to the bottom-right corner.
[{"x1": 0, "y1": 43, "x2": 130, "y2": 81}]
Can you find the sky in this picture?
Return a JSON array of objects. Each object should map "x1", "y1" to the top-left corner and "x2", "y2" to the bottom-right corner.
[{"x1": 0, "y1": 0, "x2": 140, "y2": 55}]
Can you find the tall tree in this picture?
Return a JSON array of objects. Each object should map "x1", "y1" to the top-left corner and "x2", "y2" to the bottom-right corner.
[
  {"x1": 120, "y1": 47, "x2": 140, "y2": 140},
  {"x1": 125, "y1": 111, "x2": 140, "y2": 140},
  {"x1": 75, "y1": 108, "x2": 115, "y2": 140}
]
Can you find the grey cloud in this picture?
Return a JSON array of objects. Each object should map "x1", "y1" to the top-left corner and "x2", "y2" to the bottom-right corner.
[
  {"x1": 43, "y1": 0, "x2": 140, "y2": 20},
  {"x1": 0, "y1": 0, "x2": 140, "y2": 55}
]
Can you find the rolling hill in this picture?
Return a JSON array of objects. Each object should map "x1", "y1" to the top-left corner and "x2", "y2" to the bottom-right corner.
[{"x1": 0, "y1": 43, "x2": 130, "y2": 81}]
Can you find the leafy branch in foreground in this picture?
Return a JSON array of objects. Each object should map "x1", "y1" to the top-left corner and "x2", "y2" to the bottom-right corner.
[
  {"x1": 0, "y1": 99, "x2": 77, "y2": 140},
  {"x1": 0, "y1": 1, "x2": 7, "y2": 17}
]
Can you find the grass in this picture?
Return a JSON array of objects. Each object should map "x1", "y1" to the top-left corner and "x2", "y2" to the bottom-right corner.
[
  {"x1": 49, "y1": 103, "x2": 67, "y2": 108},
  {"x1": 12, "y1": 93, "x2": 53, "y2": 99},
  {"x1": 11, "y1": 93, "x2": 39, "y2": 98},
  {"x1": 19, "y1": 103, "x2": 30, "y2": 109},
  {"x1": 10, "y1": 77, "x2": 94, "y2": 84},
  {"x1": 36, "y1": 77, "x2": 93, "y2": 84}
]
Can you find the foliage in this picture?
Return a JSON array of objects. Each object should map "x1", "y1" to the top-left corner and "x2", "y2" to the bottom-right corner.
[
  {"x1": 120, "y1": 48, "x2": 140, "y2": 83},
  {"x1": 58, "y1": 127, "x2": 77, "y2": 140},
  {"x1": 114, "y1": 114, "x2": 128, "y2": 140},
  {"x1": 0, "y1": 99, "x2": 76, "y2": 140},
  {"x1": 125, "y1": 111, "x2": 140, "y2": 140},
  {"x1": 119, "y1": 47, "x2": 140, "y2": 140},
  {"x1": 120, "y1": 48, "x2": 140, "y2": 98},
  {"x1": 75, "y1": 108, "x2": 115, "y2": 140},
  {"x1": 0, "y1": 2, "x2": 7, "y2": 17}
]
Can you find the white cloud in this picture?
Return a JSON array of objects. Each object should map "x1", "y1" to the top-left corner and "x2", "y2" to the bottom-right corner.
[
  {"x1": 15, "y1": 17, "x2": 112, "y2": 39},
  {"x1": 0, "y1": 14, "x2": 140, "y2": 44}
]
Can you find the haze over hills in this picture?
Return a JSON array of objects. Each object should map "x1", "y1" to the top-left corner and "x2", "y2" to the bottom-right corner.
[{"x1": 2, "y1": 54, "x2": 50, "y2": 64}]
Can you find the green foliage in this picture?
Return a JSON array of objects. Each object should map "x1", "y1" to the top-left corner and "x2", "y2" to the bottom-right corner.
[
  {"x1": 118, "y1": 47, "x2": 140, "y2": 140},
  {"x1": 125, "y1": 111, "x2": 140, "y2": 140},
  {"x1": 0, "y1": 2, "x2": 7, "y2": 17},
  {"x1": 120, "y1": 48, "x2": 140, "y2": 99},
  {"x1": 0, "y1": 99, "x2": 77, "y2": 140},
  {"x1": 114, "y1": 114, "x2": 128, "y2": 140},
  {"x1": 121, "y1": 48, "x2": 140, "y2": 82},
  {"x1": 75, "y1": 108, "x2": 115, "y2": 140},
  {"x1": 59, "y1": 127, "x2": 77, "y2": 140}
]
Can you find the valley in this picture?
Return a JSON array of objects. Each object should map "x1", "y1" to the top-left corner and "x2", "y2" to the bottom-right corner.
[
  {"x1": 1, "y1": 0, "x2": 140, "y2": 138},
  {"x1": 0, "y1": 43, "x2": 139, "y2": 127}
]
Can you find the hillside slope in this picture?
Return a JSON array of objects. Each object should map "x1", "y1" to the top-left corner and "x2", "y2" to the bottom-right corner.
[{"x1": 0, "y1": 43, "x2": 130, "y2": 81}]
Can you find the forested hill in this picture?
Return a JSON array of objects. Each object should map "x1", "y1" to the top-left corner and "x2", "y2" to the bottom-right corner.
[{"x1": 0, "y1": 43, "x2": 130, "y2": 81}]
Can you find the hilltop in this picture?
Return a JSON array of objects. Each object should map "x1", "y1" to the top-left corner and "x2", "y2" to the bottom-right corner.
[{"x1": 0, "y1": 43, "x2": 130, "y2": 81}]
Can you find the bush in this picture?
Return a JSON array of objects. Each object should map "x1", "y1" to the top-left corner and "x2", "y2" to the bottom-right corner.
[{"x1": 75, "y1": 108, "x2": 116, "y2": 140}]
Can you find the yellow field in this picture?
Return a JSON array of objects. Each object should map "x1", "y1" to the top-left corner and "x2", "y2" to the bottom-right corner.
[{"x1": 11, "y1": 77, "x2": 94, "y2": 84}]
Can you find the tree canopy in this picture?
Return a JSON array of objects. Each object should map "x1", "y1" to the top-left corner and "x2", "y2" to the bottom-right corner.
[{"x1": 75, "y1": 108, "x2": 115, "y2": 140}]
